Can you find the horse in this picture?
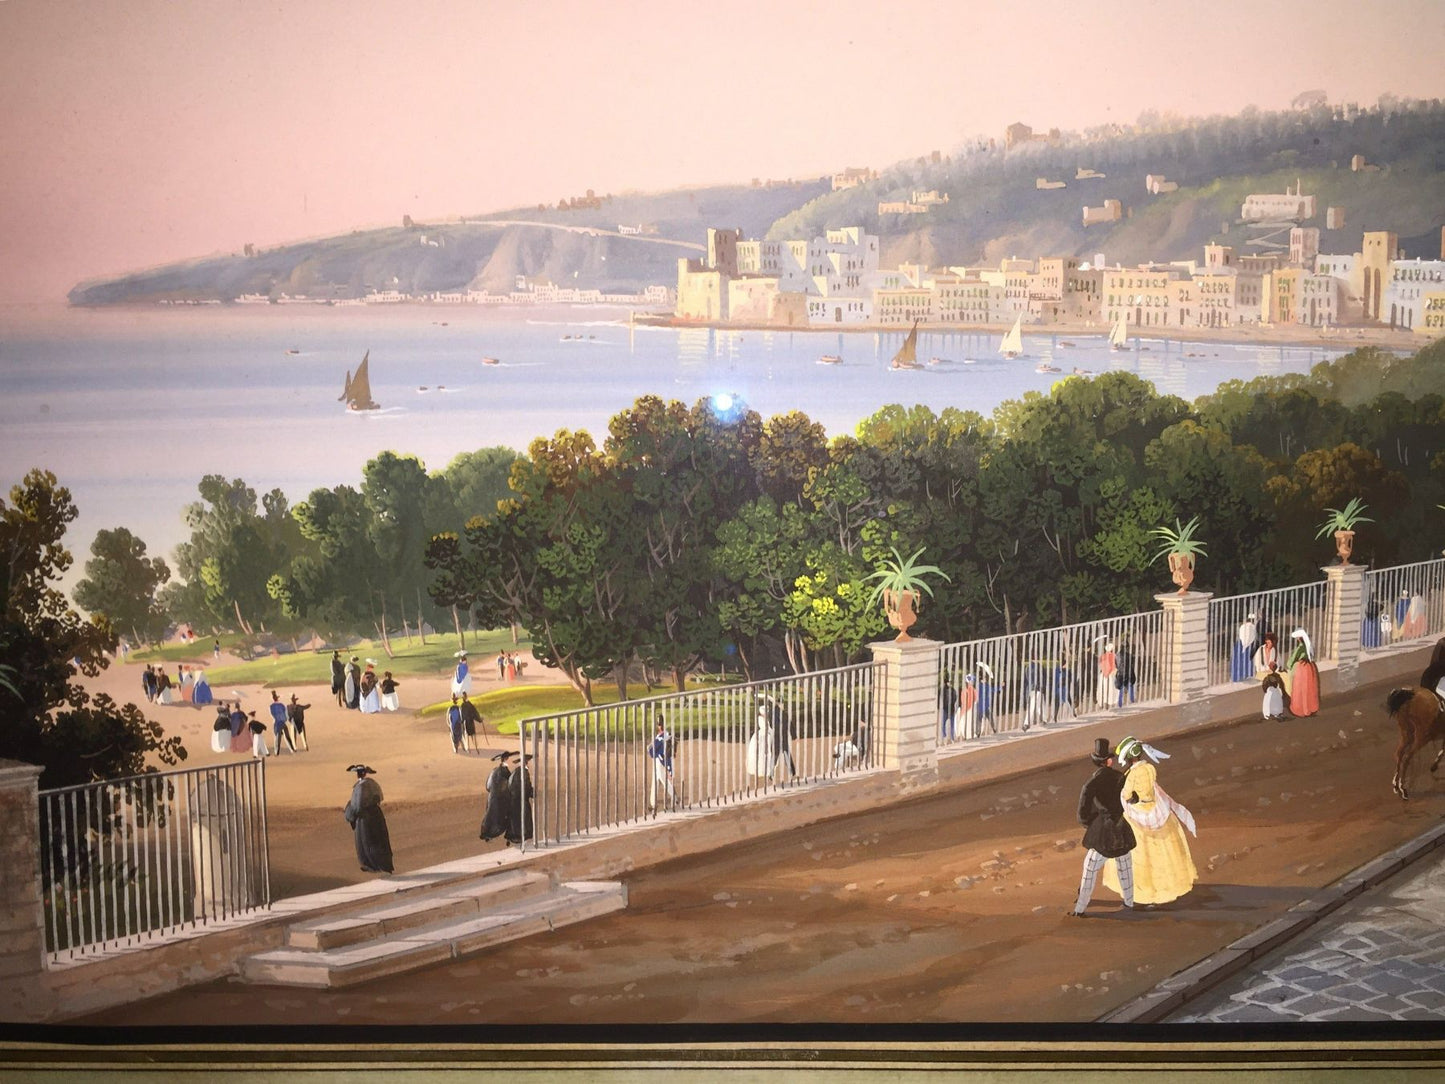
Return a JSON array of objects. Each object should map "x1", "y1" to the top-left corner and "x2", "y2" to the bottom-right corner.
[{"x1": 1386, "y1": 687, "x2": 1445, "y2": 799}]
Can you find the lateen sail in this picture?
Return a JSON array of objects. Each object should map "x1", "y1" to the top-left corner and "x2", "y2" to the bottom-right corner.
[
  {"x1": 1000, "y1": 316, "x2": 1024, "y2": 357},
  {"x1": 342, "y1": 351, "x2": 380, "y2": 411},
  {"x1": 1109, "y1": 315, "x2": 1128, "y2": 349},
  {"x1": 890, "y1": 320, "x2": 923, "y2": 369}
]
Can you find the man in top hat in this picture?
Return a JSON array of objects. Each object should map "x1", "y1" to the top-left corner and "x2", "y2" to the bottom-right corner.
[
  {"x1": 452, "y1": 651, "x2": 471, "y2": 697},
  {"x1": 287, "y1": 694, "x2": 311, "y2": 751},
  {"x1": 1069, "y1": 737, "x2": 1136, "y2": 916}
]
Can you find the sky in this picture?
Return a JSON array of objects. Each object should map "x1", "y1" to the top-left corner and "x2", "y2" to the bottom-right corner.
[{"x1": 2, "y1": 0, "x2": 1444, "y2": 305}]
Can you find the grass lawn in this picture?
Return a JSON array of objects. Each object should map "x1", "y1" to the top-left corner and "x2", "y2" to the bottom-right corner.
[
  {"x1": 129, "y1": 633, "x2": 249, "y2": 665},
  {"x1": 202, "y1": 630, "x2": 533, "y2": 687}
]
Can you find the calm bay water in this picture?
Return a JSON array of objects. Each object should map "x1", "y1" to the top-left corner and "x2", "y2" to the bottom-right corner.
[{"x1": 0, "y1": 303, "x2": 1353, "y2": 569}]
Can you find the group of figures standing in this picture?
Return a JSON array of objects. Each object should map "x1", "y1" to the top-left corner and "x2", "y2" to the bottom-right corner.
[
  {"x1": 939, "y1": 637, "x2": 1142, "y2": 742},
  {"x1": 1362, "y1": 589, "x2": 1429, "y2": 649},
  {"x1": 330, "y1": 651, "x2": 401, "y2": 714},
  {"x1": 479, "y1": 751, "x2": 536, "y2": 847},
  {"x1": 1231, "y1": 615, "x2": 1320, "y2": 720},
  {"x1": 209, "y1": 693, "x2": 310, "y2": 757},
  {"x1": 141, "y1": 664, "x2": 214, "y2": 707}
]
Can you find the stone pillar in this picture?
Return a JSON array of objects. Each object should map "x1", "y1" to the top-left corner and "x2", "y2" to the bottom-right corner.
[
  {"x1": 1324, "y1": 563, "x2": 1367, "y2": 691},
  {"x1": 868, "y1": 637, "x2": 941, "y2": 792},
  {"x1": 0, "y1": 760, "x2": 50, "y2": 1022},
  {"x1": 1154, "y1": 591, "x2": 1212, "y2": 705}
]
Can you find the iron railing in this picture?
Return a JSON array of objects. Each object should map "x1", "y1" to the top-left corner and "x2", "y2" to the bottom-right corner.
[
  {"x1": 518, "y1": 662, "x2": 884, "y2": 848},
  {"x1": 1207, "y1": 579, "x2": 1333, "y2": 687},
  {"x1": 1364, "y1": 559, "x2": 1445, "y2": 652},
  {"x1": 936, "y1": 609, "x2": 1169, "y2": 745},
  {"x1": 39, "y1": 760, "x2": 270, "y2": 963}
]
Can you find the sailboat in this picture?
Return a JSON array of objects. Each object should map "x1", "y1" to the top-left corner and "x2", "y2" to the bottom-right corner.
[
  {"x1": 339, "y1": 351, "x2": 381, "y2": 411},
  {"x1": 1109, "y1": 315, "x2": 1129, "y2": 351},
  {"x1": 889, "y1": 319, "x2": 924, "y2": 370},
  {"x1": 999, "y1": 316, "x2": 1024, "y2": 359}
]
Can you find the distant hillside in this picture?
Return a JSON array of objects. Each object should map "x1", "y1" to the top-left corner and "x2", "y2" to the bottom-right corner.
[
  {"x1": 770, "y1": 100, "x2": 1445, "y2": 269},
  {"x1": 68, "y1": 181, "x2": 828, "y2": 306},
  {"x1": 70, "y1": 100, "x2": 1445, "y2": 306}
]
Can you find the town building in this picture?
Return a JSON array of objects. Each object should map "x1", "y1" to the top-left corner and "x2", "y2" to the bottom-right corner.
[
  {"x1": 1082, "y1": 199, "x2": 1123, "y2": 227},
  {"x1": 1290, "y1": 227, "x2": 1321, "y2": 267},
  {"x1": 1386, "y1": 258, "x2": 1445, "y2": 331},
  {"x1": 831, "y1": 167, "x2": 875, "y2": 191}
]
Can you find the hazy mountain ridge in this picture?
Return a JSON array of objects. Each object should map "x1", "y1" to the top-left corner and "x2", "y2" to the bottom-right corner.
[{"x1": 68, "y1": 102, "x2": 1445, "y2": 306}]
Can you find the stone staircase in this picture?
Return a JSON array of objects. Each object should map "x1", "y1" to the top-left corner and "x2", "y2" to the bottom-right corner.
[{"x1": 238, "y1": 869, "x2": 626, "y2": 988}]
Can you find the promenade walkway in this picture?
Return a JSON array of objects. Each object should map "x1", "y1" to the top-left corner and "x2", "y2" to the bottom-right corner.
[{"x1": 1170, "y1": 840, "x2": 1445, "y2": 1022}]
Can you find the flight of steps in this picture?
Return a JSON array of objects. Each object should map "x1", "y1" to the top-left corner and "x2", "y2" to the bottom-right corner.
[{"x1": 239, "y1": 869, "x2": 626, "y2": 988}]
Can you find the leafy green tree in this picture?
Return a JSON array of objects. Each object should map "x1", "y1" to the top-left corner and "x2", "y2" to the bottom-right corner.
[
  {"x1": 73, "y1": 527, "x2": 171, "y2": 646},
  {"x1": 0, "y1": 470, "x2": 185, "y2": 788},
  {"x1": 171, "y1": 476, "x2": 288, "y2": 635}
]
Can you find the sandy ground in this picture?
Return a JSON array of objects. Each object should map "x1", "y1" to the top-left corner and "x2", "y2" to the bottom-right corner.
[
  {"x1": 74, "y1": 660, "x2": 1445, "y2": 1026},
  {"x1": 93, "y1": 647, "x2": 575, "y2": 896}
]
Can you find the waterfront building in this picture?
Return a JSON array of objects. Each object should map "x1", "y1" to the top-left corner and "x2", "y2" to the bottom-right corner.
[
  {"x1": 1290, "y1": 227, "x2": 1321, "y2": 267},
  {"x1": 1359, "y1": 231, "x2": 1399, "y2": 322},
  {"x1": 1193, "y1": 272, "x2": 1240, "y2": 328},
  {"x1": 1386, "y1": 258, "x2": 1445, "y2": 331},
  {"x1": 1422, "y1": 291, "x2": 1445, "y2": 332},
  {"x1": 931, "y1": 273, "x2": 1002, "y2": 325},
  {"x1": 1101, "y1": 266, "x2": 1183, "y2": 329}
]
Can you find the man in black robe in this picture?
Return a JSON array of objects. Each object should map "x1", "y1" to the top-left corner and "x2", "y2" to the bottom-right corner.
[
  {"x1": 459, "y1": 693, "x2": 485, "y2": 751},
  {"x1": 504, "y1": 753, "x2": 535, "y2": 846},
  {"x1": 480, "y1": 752, "x2": 512, "y2": 842},
  {"x1": 1069, "y1": 737, "x2": 1136, "y2": 916},
  {"x1": 330, "y1": 651, "x2": 345, "y2": 707},
  {"x1": 344, "y1": 656, "x2": 361, "y2": 710},
  {"x1": 343, "y1": 765, "x2": 394, "y2": 874}
]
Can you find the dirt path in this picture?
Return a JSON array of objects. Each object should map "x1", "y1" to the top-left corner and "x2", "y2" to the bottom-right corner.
[{"x1": 76, "y1": 668, "x2": 1445, "y2": 1025}]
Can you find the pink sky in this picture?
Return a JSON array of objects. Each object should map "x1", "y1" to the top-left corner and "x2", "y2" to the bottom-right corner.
[{"x1": 2, "y1": 0, "x2": 1443, "y2": 304}]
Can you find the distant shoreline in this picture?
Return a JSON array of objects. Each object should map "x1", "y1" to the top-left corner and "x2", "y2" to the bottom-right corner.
[{"x1": 647, "y1": 315, "x2": 1436, "y2": 351}]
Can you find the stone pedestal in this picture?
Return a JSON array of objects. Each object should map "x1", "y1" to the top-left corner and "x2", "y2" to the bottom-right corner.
[
  {"x1": 868, "y1": 637, "x2": 941, "y2": 791},
  {"x1": 1324, "y1": 563, "x2": 1367, "y2": 690},
  {"x1": 0, "y1": 760, "x2": 49, "y2": 1022},
  {"x1": 1154, "y1": 591, "x2": 1212, "y2": 704}
]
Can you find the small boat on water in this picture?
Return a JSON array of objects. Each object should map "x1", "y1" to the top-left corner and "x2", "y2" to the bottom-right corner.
[
  {"x1": 1109, "y1": 316, "x2": 1129, "y2": 351},
  {"x1": 817, "y1": 354, "x2": 843, "y2": 365},
  {"x1": 928, "y1": 357, "x2": 950, "y2": 366},
  {"x1": 339, "y1": 351, "x2": 381, "y2": 412},
  {"x1": 1036, "y1": 362, "x2": 1062, "y2": 374},
  {"x1": 417, "y1": 386, "x2": 429, "y2": 392},
  {"x1": 481, "y1": 357, "x2": 500, "y2": 366},
  {"x1": 1058, "y1": 341, "x2": 1076, "y2": 348},
  {"x1": 285, "y1": 348, "x2": 301, "y2": 356},
  {"x1": 1000, "y1": 316, "x2": 1024, "y2": 359},
  {"x1": 889, "y1": 320, "x2": 925, "y2": 370},
  {"x1": 1072, "y1": 367, "x2": 1095, "y2": 376}
]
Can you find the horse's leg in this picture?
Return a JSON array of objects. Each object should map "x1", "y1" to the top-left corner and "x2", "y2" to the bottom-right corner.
[
  {"x1": 1394, "y1": 716, "x2": 1417, "y2": 799},
  {"x1": 1431, "y1": 741, "x2": 1445, "y2": 775}
]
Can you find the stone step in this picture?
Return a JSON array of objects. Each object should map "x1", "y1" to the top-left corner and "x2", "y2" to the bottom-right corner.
[
  {"x1": 239, "y1": 881, "x2": 627, "y2": 988},
  {"x1": 285, "y1": 869, "x2": 551, "y2": 950}
]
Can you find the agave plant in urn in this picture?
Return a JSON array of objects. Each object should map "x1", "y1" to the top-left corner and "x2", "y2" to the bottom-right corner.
[
  {"x1": 1315, "y1": 498, "x2": 1372, "y2": 565},
  {"x1": 1150, "y1": 516, "x2": 1208, "y2": 595},
  {"x1": 865, "y1": 546, "x2": 952, "y2": 642}
]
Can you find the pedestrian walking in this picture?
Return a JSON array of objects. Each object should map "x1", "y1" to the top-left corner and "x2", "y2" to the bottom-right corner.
[
  {"x1": 452, "y1": 651, "x2": 471, "y2": 696},
  {"x1": 1260, "y1": 668, "x2": 1287, "y2": 719},
  {"x1": 380, "y1": 671, "x2": 400, "y2": 712},
  {"x1": 1114, "y1": 638, "x2": 1138, "y2": 708},
  {"x1": 154, "y1": 668, "x2": 176, "y2": 705},
  {"x1": 503, "y1": 753, "x2": 535, "y2": 846},
  {"x1": 1021, "y1": 660, "x2": 1047, "y2": 731},
  {"x1": 214, "y1": 638, "x2": 221, "y2": 661},
  {"x1": 287, "y1": 694, "x2": 311, "y2": 751},
  {"x1": 1287, "y1": 628, "x2": 1320, "y2": 716},
  {"x1": 210, "y1": 703, "x2": 232, "y2": 753},
  {"x1": 459, "y1": 692, "x2": 484, "y2": 751},
  {"x1": 1104, "y1": 736, "x2": 1197, "y2": 906},
  {"x1": 505, "y1": 652, "x2": 517, "y2": 682},
  {"x1": 447, "y1": 694, "x2": 465, "y2": 754},
  {"x1": 330, "y1": 650, "x2": 345, "y2": 708},
  {"x1": 1068, "y1": 737, "x2": 1136, "y2": 917},
  {"x1": 496, "y1": 650, "x2": 507, "y2": 682},
  {"x1": 228, "y1": 699, "x2": 250, "y2": 754},
  {"x1": 344, "y1": 656, "x2": 361, "y2": 710},
  {"x1": 141, "y1": 665, "x2": 157, "y2": 703},
  {"x1": 1095, "y1": 640, "x2": 1116, "y2": 709},
  {"x1": 343, "y1": 765, "x2": 394, "y2": 874},
  {"x1": 959, "y1": 673, "x2": 979, "y2": 739},
  {"x1": 479, "y1": 752, "x2": 512, "y2": 842},
  {"x1": 647, "y1": 713, "x2": 677, "y2": 813},
  {"x1": 940, "y1": 673, "x2": 958, "y2": 742},
  {"x1": 269, "y1": 691, "x2": 296, "y2": 753},
  {"x1": 248, "y1": 711, "x2": 270, "y2": 758}
]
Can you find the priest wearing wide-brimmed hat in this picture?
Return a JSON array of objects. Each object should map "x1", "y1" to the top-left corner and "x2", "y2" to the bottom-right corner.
[
  {"x1": 343, "y1": 765, "x2": 394, "y2": 874},
  {"x1": 479, "y1": 752, "x2": 513, "y2": 843},
  {"x1": 1068, "y1": 737, "x2": 1136, "y2": 917}
]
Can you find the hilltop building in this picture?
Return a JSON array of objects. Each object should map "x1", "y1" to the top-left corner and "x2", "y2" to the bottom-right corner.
[
  {"x1": 832, "y1": 167, "x2": 876, "y2": 191},
  {"x1": 1082, "y1": 199, "x2": 1123, "y2": 227},
  {"x1": 1241, "y1": 180, "x2": 1317, "y2": 222}
]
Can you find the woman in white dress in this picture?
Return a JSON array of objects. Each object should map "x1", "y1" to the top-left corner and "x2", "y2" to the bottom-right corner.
[
  {"x1": 746, "y1": 705, "x2": 774, "y2": 781},
  {"x1": 380, "y1": 671, "x2": 400, "y2": 712},
  {"x1": 360, "y1": 661, "x2": 382, "y2": 714},
  {"x1": 451, "y1": 651, "x2": 471, "y2": 697}
]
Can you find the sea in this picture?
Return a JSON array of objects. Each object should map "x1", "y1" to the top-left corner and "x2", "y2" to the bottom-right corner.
[{"x1": 0, "y1": 303, "x2": 1362, "y2": 574}]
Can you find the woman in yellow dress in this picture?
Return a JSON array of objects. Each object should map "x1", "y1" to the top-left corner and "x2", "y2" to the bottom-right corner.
[{"x1": 1102, "y1": 735, "x2": 1198, "y2": 905}]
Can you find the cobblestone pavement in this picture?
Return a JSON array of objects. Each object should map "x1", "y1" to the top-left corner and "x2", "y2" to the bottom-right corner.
[{"x1": 1172, "y1": 846, "x2": 1445, "y2": 1022}]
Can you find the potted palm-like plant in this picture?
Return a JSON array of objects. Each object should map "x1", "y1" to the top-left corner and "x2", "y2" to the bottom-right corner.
[
  {"x1": 1316, "y1": 498, "x2": 1372, "y2": 565},
  {"x1": 866, "y1": 546, "x2": 951, "y2": 642},
  {"x1": 1150, "y1": 516, "x2": 1208, "y2": 595}
]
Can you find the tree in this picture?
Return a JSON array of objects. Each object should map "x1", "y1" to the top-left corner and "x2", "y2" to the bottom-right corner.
[
  {"x1": 171, "y1": 476, "x2": 289, "y2": 636},
  {"x1": 0, "y1": 470, "x2": 185, "y2": 789},
  {"x1": 73, "y1": 528, "x2": 171, "y2": 646}
]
